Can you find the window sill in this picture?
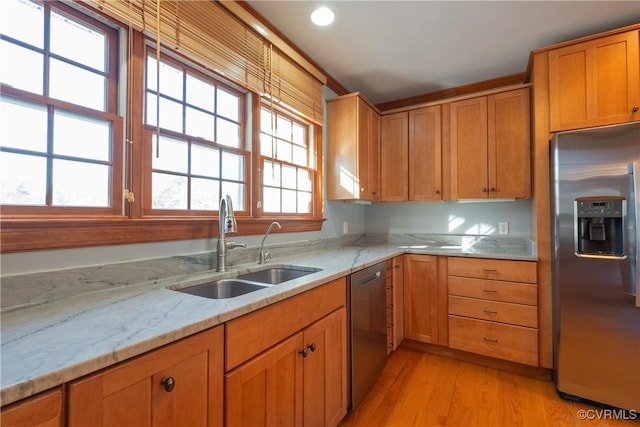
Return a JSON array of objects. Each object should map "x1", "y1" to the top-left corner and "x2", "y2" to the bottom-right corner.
[{"x1": 0, "y1": 217, "x2": 325, "y2": 253}]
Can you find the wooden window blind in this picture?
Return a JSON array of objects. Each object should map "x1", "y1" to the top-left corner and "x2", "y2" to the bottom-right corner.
[{"x1": 79, "y1": 0, "x2": 323, "y2": 124}]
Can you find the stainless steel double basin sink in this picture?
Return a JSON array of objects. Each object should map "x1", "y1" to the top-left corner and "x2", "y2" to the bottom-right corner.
[{"x1": 171, "y1": 265, "x2": 322, "y2": 299}]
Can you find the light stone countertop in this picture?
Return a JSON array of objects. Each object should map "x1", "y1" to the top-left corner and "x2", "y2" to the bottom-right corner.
[{"x1": 0, "y1": 234, "x2": 536, "y2": 406}]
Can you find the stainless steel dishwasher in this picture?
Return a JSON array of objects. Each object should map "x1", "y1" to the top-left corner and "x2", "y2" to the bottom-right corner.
[{"x1": 348, "y1": 261, "x2": 387, "y2": 410}]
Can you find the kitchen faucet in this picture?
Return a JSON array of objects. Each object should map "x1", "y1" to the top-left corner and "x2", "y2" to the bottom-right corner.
[
  {"x1": 216, "y1": 195, "x2": 246, "y2": 272},
  {"x1": 259, "y1": 221, "x2": 282, "y2": 264}
]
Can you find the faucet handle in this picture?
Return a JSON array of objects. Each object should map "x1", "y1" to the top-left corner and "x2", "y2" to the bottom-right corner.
[
  {"x1": 226, "y1": 242, "x2": 247, "y2": 249},
  {"x1": 259, "y1": 250, "x2": 272, "y2": 264}
]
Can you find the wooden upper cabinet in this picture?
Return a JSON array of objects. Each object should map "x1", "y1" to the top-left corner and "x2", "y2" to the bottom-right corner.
[
  {"x1": 450, "y1": 87, "x2": 531, "y2": 199},
  {"x1": 326, "y1": 93, "x2": 380, "y2": 201},
  {"x1": 549, "y1": 30, "x2": 640, "y2": 131},
  {"x1": 409, "y1": 105, "x2": 442, "y2": 201},
  {"x1": 68, "y1": 327, "x2": 224, "y2": 427},
  {"x1": 380, "y1": 112, "x2": 409, "y2": 201}
]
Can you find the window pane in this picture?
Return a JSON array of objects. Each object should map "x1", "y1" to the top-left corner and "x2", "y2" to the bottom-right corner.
[
  {"x1": 221, "y1": 182, "x2": 244, "y2": 210},
  {"x1": 276, "y1": 115, "x2": 290, "y2": 139},
  {"x1": 152, "y1": 135, "x2": 188, "y2": 173},
  {"x1": 298, "y1": 169, "x2": 312, "y2": 192},
  {"x1": 191, "y1": 177, "x2": 218, "y2": 210},
  {"x1": 186, "y1": 74, "x2": 214, "y2": 111},
  {"x1": 263, "y1": 161, "x2": 280, "y2": 187},
  {"x1": 292, "y1": 123, "x2": 305, "y2": 145},
  {"x1": 217, "y1": 88, "x2": 239, "y2": 121},
  {"x1": 260, "y1": 133, "x2": 273, "y2": 157},
  {"x1": 52, "y1": 159, "x2": 109, "y2": 207},
  {"x1": 221, "y1": 151, "x2": 243, "y2": 180},
  {"x1": 1, "y1": 0, "x2": 44, "y2": 48},
  {"x1": 297, "y1": 191, "x2": 311, "y2": 214},
  {"x1": 282, "y1": 165, "x2": 296, "y2": 190},
  {"x1": 146, "y1": 55, "x2": 158, "y2": 92},
  {"x1": 276, "y1": 139, "x2": 291, "y2": 163},
  {"x1": 159, "y1": 60, "x2": 183, "y2": 100},
  {"x1": 1, "y1": 97, "x2": 47, "y2": 152},
  {"x1": 282, "y1": 189, "x2": 297, "y2": 213},
  {"x1": 53, "y1": 110, "x2": 110, "y2": 161},
  {"x1": 260, "y1": 108, "x2": 273, "y2": 133},
  {"x1": 50, "y1": 10, "x2": 106, "y2": 71},
  {"x1": 1, "y1": 152, "x2": 46, "y2": 205},
  {"x1": 292, "y1": 145, "x2": 307, "y2": 167},
  {"x1": 263, "y1": 187, "x2": 280, "y2": 213},
  {"x1": 146, "y1": 94, "x2": 183, "y2": 132},
  {"x1": 50, "y1": 58, "x2": 105, "y2": 111},
  {"x1": 191, "y1": 143, "x2": 219, "y2": 178},
  {"x1": 152, "y1": 172, "x2": 187, "y2": 209},
  {"x1": 186, "y1": 106, "x2": 214, "y2": 141},
  {"x1": 216, "y1": 118, "x2": 239, "y2": 148},
  {"x1": 0, "y1": 41, "x2": 43, "y2": 94}
]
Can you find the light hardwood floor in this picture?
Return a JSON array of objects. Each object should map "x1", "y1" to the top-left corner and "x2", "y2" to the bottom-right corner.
[{"x1": 340, "y1": 346, "x2": 637, "y2": 427}]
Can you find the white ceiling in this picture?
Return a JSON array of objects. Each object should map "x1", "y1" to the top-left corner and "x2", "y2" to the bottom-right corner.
[{"x1": 246, "y1": 1, "x2": 640, "y2": 106}]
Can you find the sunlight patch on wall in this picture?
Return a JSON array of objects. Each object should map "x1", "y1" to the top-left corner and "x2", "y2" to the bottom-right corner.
[{"x1": 448, "y1": 214, "x2": 465, "y2": 233}]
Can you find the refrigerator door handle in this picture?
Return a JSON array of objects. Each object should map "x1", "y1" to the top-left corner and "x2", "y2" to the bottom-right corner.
[{"x1": 634, "y1": 162, "x2": 640, "y2": 308}]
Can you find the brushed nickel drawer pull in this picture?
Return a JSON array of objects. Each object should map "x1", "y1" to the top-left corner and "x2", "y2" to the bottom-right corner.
[
  {"x1": 483, "y1": 337, "x2": 498, "y2": 343},
  {"x1": 483, "y1": 289, "x2": 498, "y2": 293},
  {"x1": 483, "y1": 309, "x2": 498, "y2": 314}
]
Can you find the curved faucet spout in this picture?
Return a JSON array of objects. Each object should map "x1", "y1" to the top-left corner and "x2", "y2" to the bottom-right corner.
[
  {"x1": 217, "y1": 195, "x2": 241, "y2": 272},
  {"x1": 259, "y1": 221, "x2": 282, "y2": 264}
]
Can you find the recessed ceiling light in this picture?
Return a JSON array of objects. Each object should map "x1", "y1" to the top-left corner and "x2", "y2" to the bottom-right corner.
[{"x1": 310, "y1": 7, "x2": 335, "y2": 26}]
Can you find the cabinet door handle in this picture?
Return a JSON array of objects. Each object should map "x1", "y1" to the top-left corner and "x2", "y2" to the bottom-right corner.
[
  {"x1": 483, "y1": 337, "x2": 498, "y2": 343},
  {"x1": 307, "y1": 343, "x2": 316, "y2": 352},
  {"x1": 489, "y1": 187, "x2": 496, "y2": 192},
  {"x1": 299, "y1": 348, "x2": 308, "y2": 358},
  {"x1": 483, "y1": 269, "x2": 498, "y2": 273},
  {"x1": 633, "y1": 106, "x2": 639, "y2": 113},
  {"x1": 483, "y1": 309, "x2": 498, "y2": 314},
  {"x1": 482, "y1": 187, "x2": 488, "y2": 192},
  {"x1": 161, "y1": 377, "x2": 176, "y2": 392}
]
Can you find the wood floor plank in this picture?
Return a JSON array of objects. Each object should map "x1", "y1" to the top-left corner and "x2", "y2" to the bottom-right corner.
[{"x1": 339, "y1": 346, "x2": 636, "y2": 427}]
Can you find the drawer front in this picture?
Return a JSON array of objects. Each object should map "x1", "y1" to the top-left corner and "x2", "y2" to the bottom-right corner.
[
  {"x1": 448, "y1": 258, "x2": 537, "y2": 283},
  {"x1": 449, "y1": 315, "x2": 538, "y2": 366},
  {"x1": 448, "y1": 295, "x2": 538, "y2": 328},
  {"x1": 448, "y1": 276, "x2": 537, "y2": 305}
]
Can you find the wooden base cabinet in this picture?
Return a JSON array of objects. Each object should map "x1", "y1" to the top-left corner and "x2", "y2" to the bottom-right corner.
[
  {"x1": 1, "y1": 388, "x2": 62, "y2": 427},
  {"x1": 225, "y1": 279, "x2": 348, "y2": 427},
  {"x1": 447, "y1": 258, "x2": 539, "y2": 366},
  {"x1": 385, "y1": 256, "x2": 405, "y2": 354},
  {"x1": 67, "y1": 327, "x2": 224, "y2": 427}
]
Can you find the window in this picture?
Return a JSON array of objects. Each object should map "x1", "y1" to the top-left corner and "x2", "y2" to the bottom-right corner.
[
  {"x1": 144, "y1": 53, "x2": 248, "y2": 213},
  {"x1": 259, "y1": 105, "x2": 316, "y2": 215},
  {"x1": 0, "y1": 0, "x2": 121, "y2": 215}
]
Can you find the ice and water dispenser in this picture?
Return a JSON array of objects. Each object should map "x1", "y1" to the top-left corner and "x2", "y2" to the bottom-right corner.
[{"x1": 575, "y1": 197, "x2": 625, "y2": 257}]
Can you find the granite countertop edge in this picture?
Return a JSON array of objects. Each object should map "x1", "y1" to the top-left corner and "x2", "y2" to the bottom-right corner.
[{"x1": 0, "y1": 241, "x2": 537, "y2": 405}]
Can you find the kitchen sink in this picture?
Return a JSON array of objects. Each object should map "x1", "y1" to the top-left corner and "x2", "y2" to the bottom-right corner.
[
  {"x1": 175, "y1": 279, "x2": 268, "y2": 299},
  {"x1": 237, "y1": 266, "x2": 322, "y2": 284},
  {"x1": 172, "y1": 265, "x2": 323, "y2": 299}
]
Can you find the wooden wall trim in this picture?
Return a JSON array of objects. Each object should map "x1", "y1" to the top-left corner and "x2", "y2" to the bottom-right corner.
[{"x1": 376, "y1": 73, "x2": 525, "y2": 112}]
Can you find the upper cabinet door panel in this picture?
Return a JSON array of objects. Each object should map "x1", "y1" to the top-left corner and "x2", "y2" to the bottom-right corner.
[
  {"x1": 409, "y1": 105, "x2": 442, "y2": 201},
  {"x1": 549, "y1": 30, "x2": 640, "y2": 131},
  {"x1": 380, "y1": 112, "x2": 409, "y2": 201}
]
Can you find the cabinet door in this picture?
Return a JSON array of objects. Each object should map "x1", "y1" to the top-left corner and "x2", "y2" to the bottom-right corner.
[
  {"x1": 302, "y1": 308, "x2": 348, "y2": 427},
  {"x1": 357, "y1": 98, "x2": 372, "y2": 199},
  {"x1": 369, "y1": 110, "x2": 381, "y2": 202},
  {"x1": 488, "y1": 88, "x2": 531, "y2": 198},
  {"x1": 326, "y1": 96, "x2": 358, "y2": 200},
  {"x1": 391, "y1": 256, "x2": 405, "y2": 350},
  {"x1": 68, "y1": 327, "x2": 223, "y2": 427},
  {"x1": 549, "y1": 30, "x2": 640, "y2": 131},
  {"x1": 380, "y1": 112, "x2": 409, "y2": 201},
  {"x1": 1, "y1": 388, "x2": 62, "y2": 427},
  {"x1": 409, "y1": 106, "x2": 442, "y2": 201},
  {"x1": 225, "y1": 333, "x2": 304, "y2": 427},
  {"x1": 450, "y1": 96, "x2": 488, "y2": 199},
  {"x1": 403, "y1": 255, "x2": 439, "y2": 343}
]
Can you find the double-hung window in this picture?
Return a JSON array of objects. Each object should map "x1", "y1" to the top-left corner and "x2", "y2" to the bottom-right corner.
[
  {"x1": 0, "y1": 0, "x2": 121, "y2": 216},
  {"x1": 144, "y1": 52, "x2": 248, "y2": 214},
  {"x1": 259, "y1": 105, "x2": 317, "y2": 216}
]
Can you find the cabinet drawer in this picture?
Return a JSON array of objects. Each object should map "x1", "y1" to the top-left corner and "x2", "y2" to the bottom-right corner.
[
  {"x1": 448, "y1": 258, "x2": 537, "y2": 283},
  {"x1": 449, "y1": 315, "x2": 538, "y2": 366},
  {"x1": 448, "y1": 276, "x2": 537, "y2": 305},
  {"x1": 448, "y1": 295, "x2": 537, "y2": 328},
  {"x1": 226, "y1": 278, "x2": 346, "y2": 371}
]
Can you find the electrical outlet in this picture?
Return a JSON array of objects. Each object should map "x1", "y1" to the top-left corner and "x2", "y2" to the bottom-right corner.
[
  {"x1": 343, "y1": 221, "x2": 349, "y2": 234},
  {"x1": 498, "y1": 222, "x2": 509, "y2": 235}
]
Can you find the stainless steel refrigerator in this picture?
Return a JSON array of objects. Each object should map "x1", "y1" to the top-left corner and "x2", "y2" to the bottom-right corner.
[{"x1": 551, "y1": 121, "x2": 640, "y2": 411}]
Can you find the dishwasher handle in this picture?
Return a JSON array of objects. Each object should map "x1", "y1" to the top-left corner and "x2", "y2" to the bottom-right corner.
[{"x1": 357, "y1": 270, "x2": 382, "y2": 286}]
